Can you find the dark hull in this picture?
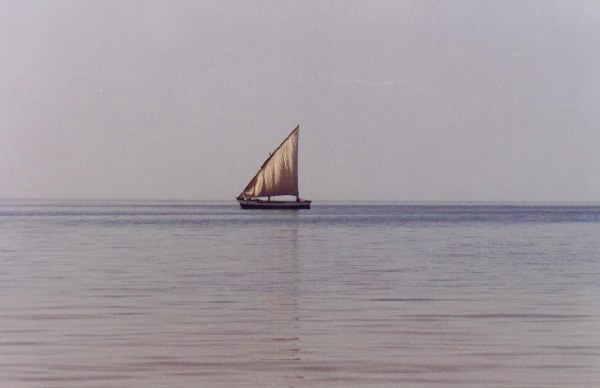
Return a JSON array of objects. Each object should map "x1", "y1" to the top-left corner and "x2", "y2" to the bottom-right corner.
[{"x1": 237, "y1": 199, "x2": 311, "y2": 209}]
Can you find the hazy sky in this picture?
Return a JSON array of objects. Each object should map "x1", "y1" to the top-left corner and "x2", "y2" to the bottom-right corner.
[{"x1": 1, "y1": 1, "x2": 599, "y2": 201}]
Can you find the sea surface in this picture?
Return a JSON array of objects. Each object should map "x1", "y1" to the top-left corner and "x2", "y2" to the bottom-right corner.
[{"x1": 0, "y1": 200, "x2": 599, "y2": 387}]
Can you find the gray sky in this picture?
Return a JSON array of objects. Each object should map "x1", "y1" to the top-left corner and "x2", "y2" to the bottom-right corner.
[{"x1": 1, "y1": 1, "x2": 599, "y2": 201}]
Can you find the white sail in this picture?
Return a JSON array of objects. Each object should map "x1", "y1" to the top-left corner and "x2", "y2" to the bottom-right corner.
[{"x1": 240, "y1": 126, "x2": 299, "y2": 198}]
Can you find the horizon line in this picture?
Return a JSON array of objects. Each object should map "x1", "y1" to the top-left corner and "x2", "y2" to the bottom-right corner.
[{"x1": 1, "y1": 197, "x2": 599, "y2": 205}]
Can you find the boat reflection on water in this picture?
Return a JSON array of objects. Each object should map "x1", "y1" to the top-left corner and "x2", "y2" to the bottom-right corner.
[{"x1": 254, "y1": 225, "x2": 303, "y2": 385}]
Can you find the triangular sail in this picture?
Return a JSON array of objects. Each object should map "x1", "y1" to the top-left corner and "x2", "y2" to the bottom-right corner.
[{"x1": 239, "y1": 126, "x2": 299, "y2": 198}]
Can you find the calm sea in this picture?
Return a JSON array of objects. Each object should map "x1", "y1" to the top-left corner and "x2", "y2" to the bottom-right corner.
[{"x1": 1, "y1": 200, "x2": 599, "y2": 387}]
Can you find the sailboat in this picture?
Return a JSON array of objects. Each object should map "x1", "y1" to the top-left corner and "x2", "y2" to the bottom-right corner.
[{"x1": 237, "y1": 125, "x2": 311, "y2": 209}]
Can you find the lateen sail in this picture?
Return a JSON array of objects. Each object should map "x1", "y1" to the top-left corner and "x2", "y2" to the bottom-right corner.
[{"x1": 239, "y1": 126, "x2": 299, "y2": 198}]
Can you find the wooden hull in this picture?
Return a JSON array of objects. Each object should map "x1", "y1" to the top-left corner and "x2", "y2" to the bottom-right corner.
[{"x1": 237, "y1": 198, "x2": 311, "y2": 209}]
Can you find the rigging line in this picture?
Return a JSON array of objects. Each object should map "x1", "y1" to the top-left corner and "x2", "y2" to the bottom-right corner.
[{"x1": 317, "y1": 72, "x2": 396, "y2": 85}]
